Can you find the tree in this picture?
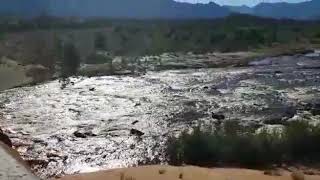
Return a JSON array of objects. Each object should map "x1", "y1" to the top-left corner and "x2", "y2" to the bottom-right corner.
[
  {"x1": 94, "y1": 32, "x2": 107, "y2": 50},
  {"x1": 61, "y1": 42, "x2": 80, "y2": 79}
]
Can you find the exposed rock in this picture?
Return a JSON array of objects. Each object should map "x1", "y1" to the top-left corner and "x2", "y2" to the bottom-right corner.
[
  {"x1": 129, "y1": 144, "x2": 135, "y2": 149},
  {"x1": 73, "y1": 130, "x2": 97, "y2": 138},
  {"x1": 0, "y1": 128, "x2": 12, "y2": 147},
  {"x1": 130, "y1": 129, "x2": 144, "y2": 137},
  {"x1": 263, "y1": 118, "x2": 285, "y2": 125},
  {"x1": 211, "y1": 113, "x2": 225, "y2": 120},
  {"x1": 73, "y1": 131, "x2": 87, "y2": 138},
  {"x1": 304, "y1": 170, "x2": 316, "y2": 175},
  {"x1": 89, "y1": 87, "x2": 95, "y2": 91},
  {"x1": 84, "y1": 131, "x2": 97, "y2": 137},
  {"x1": 311, "y1": 103, "x2": 320, "y2": 116},
  {"x1": 68, "y1": 108, "x2": 81, "y2": 115},
  {"x1": 25, "y1": 159, "x2": 49, "y2": 168},
  {"x1": 299, "y1": 101, "x2": 320, "y2": 116},
  {"x1": 132, "y1": 120, "x2": 139, "y2": 125}
]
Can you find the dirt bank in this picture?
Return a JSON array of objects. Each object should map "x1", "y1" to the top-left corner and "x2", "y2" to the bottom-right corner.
[
  {"x1": 58, "y1": 165, "x2": 320, "y2": 180},
  {"x1": 0, "y1": 57, "x2": 32, "y2": 91},
  {"x1": 0, "y1": 142, "x2": 38, "y2": 180}
]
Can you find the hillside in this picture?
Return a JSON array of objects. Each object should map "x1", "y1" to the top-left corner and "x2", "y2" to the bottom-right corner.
[{"x1": 225, "y1": 5, "x2": 253, "y2": 14}]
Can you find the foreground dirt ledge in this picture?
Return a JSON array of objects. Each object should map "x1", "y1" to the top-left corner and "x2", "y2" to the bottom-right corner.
[
  {"x1": 1, "y1": 137, "x2": 320, "y2": 180},
  {"x1": 57, "y1": 165, "x2": 320, "y2": 180},
  {"x1": 0, "y1": 142, "x2": 39, "y2": 180}
]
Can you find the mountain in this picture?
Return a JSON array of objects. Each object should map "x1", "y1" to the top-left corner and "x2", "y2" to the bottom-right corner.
[
  {"x1": 0, "y1": 0, "x2": 230, "y2": 19},
  {"x1": 253, "y1": 0, "x2": 320, "y2": 20},
  {"x1": 226, "y1": 0, "x2": 320, "y2": 20},
  {"x1": 224, "y1": 5, "x2": 253, "y2": 14}
]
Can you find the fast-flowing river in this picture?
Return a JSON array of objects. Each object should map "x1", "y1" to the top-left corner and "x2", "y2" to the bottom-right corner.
[{"x1": 1, "y1": 53, "x2": 320, "y2": 178}]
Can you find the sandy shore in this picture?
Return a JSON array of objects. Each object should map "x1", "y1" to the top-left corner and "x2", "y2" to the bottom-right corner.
[{"x1": 58, "y1": 165, "x2": 320, "y2": 180}]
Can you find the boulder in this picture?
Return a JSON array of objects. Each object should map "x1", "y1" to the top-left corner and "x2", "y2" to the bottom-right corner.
[
  {"x1": 73, "y1": 130, "x2": 97, "y2": 138},
  {"x1": 211, "y1": 113, "x2": 225, "y2": 120},
  {"x1": 132, "y1": 120, "x2": 139, "y2": 125},
  {"x1": 130, "y1": 129, "x2": 144, "y2": 137},
  {"x1": 73, "y1": 131, "x2": 87, "y2": 138}
]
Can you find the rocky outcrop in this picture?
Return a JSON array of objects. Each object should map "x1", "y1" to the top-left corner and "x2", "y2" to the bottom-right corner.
[
  {"x1": 130, "y1": 129, "x2": 144, "y2": 137},
  {"x1": 0, "y1": 127, "x2": 39, "y2": 179}
]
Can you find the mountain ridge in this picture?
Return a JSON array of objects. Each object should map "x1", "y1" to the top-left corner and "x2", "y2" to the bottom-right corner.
[
  {"x1": 0, "y1": 0, "x2": 229, "y2": 19},
  {"x1": 225, "y1": 0, "x2": 320, "y2": 20}
]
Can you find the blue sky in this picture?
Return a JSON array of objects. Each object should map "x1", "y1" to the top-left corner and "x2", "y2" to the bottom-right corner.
[{"x1": 175, "y1": 0, "x2": 309, "y2": 7}]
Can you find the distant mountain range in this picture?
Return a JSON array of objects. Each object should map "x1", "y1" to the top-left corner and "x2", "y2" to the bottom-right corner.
[
  {"x1": 0, "y1": 0, "x2": 229, "y2": 19},
  {"x1": 226, "y1": 0, "x2": 320, "y2": 20},
  {"x1": 0, "y1": 0, "x2": 319, "y2": 20}
]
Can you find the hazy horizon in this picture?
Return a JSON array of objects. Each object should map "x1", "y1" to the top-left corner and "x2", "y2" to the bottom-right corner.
[{"x1": 175, "y1": 0, "x2": 310, "y2": 7}]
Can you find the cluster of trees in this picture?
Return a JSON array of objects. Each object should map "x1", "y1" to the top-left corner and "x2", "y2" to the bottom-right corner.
[
  {"x1": 166, "y1": 121, "x2": 320, "y2": 168},
  {"x1": 54, "y1": 32, "x2": 108, "y2": 79}
]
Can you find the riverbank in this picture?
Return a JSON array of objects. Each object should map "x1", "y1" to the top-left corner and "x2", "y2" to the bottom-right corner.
[
  {"x1": 58, "y1": 165, "x2": 320, "y2": 180},
  {"x1": 0, "y1": 142, "x2": 38, "y2": 180},
  {"x1": 0, "y1": 44, "x2": 316, "y2": 92},
  {"x1": 0, "y1": 57, "x2": 32, "y2": 91}
]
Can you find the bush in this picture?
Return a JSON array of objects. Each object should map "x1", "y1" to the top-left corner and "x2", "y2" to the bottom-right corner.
[
  {"x1": 166, "y1": 121, "x2": 320, "y2": 168},
  {"x1": 86, "y1": 52, "x2": 113, "y2": 64}
]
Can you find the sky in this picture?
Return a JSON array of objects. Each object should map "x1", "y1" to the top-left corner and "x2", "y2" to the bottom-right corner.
[{"x1": 175, "y1": 0, "x2": 309, "y2": 7}]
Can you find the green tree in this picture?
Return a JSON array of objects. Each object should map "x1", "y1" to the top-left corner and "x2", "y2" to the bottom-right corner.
[
  {"x1": 94, "y1": 32, "x2": 107, "y2": 50},
  {"x1": 61, "y1": 42, "x2": 80, "y2": 78}
]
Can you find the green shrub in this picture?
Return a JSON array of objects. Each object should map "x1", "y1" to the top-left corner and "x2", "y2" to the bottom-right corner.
[
  {"x1": 166, "y1": 121, "x2": 320, "y2": 168},
  {"x1": 86, "y1": 53, "x2": 113, "y2": 64}
]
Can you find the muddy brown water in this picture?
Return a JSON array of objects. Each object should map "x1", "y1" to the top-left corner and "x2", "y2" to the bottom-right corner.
[{"x1": 1, "y1": 53, "x2": 320, "y2": 178}]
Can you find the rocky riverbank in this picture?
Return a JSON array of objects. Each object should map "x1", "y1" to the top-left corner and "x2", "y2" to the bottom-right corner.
[{"x1": 0, "y1": 127, "x2": 39, "y2": 180}]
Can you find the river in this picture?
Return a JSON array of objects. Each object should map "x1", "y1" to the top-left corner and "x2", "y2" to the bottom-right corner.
[{"x1": 1, "y1": 53, "x2": 320, "y2": 178}]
